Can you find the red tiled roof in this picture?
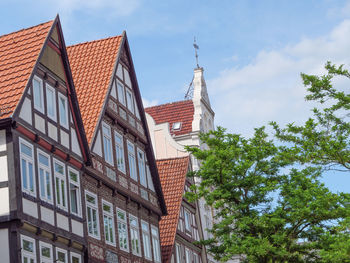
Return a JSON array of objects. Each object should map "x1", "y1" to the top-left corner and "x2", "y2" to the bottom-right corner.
[
  {"x1": 67, "y1": 35, "x2": 123, "y2": 144},
  {"x1": 0, "y1": 20, "x2": 53, "y2": 119},
  {"x1": 157, "y1": 156, "x2": 190, "y2": 263},
  {"x1": 145, "y1": 100, "x2": 194, "y2": 136}
]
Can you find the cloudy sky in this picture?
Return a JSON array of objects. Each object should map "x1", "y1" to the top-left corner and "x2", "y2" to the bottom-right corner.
[{"x1": 1, "y1": 0, "x2": 349, "y2": 192}]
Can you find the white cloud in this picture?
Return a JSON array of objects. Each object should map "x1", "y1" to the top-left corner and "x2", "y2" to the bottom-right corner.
[
  {"x1": 208, "y1": 19, "x2": 350, "y2": 137},
  {"x1": 142, "y1": 98, "x2": 159, "y2": 108}
]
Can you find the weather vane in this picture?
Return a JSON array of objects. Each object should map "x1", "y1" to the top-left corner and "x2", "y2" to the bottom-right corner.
[{"x1": 193, "y1": 37, "x2": 200, "y2": 68}]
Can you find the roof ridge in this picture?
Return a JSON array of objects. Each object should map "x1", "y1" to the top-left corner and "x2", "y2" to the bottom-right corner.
[
  {"x1": 67, "y1": 34, "x2": 123, "y2": 48},
  {"x1": 145, "y1": 99, "x2": 192, "y2": 110},
  {"x1": 0, "y1": 20, "x2": 53, "y2": 40},
  {"x1": 156, "y1": 156, "x2": 190, "y2": 162}
]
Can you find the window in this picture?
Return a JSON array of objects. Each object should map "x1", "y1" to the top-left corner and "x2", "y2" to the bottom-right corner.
[
  {"x1": 56, "y1": 248, "x2": 67, "y2": 263},
  {"x1": 175, "y1": 243, "x2": 182, "y2": 263},
  {"x1": 185, "y1": 248, "x2": 191, "y2": 263},
  {"x1": 151, "y1": 225, "x2": 161, "y2": 263},
  {"x1": 193, "y1": 253, "x2": 200, "y2": 263},
  {"x1": 114, "y1": 131, "x2": 125, "y2": 173},
  {"x1": 117, "y1": 209, "x2": 129, "y2": 252},
  {"x1": 33, "y1": 76, "x2": 44, "y2": 113},
  {"x1": 39, "y1": 241, "x2": 52, "y2": 263},
  {"x1": 102, "y1": 123, "x2": 113, "y2": 165},
  {"x1": 129, "y1": 215, "x2": 141, "y2": 256},
  {"x1": 117, "y1": 81, "x2": 126, "y2": 106},
  {"x1": 70, "y1": 253, "x2": 81, "y2": 263},
  {"x1": 102, "y1": 200, "x2": 115, "y2": 245},
  {"x1": 135, "y1": 102, "x2": 141, "y2": 120},
  {"x1": 37, "y1": 150, "x2": 52, "y2": 203},
  {"x1": 85, "y1": 191, "x2": 100, "y2": 239},
  {"x1": 46, "y1": 83, "x2": 56, "y2": 121},
  {"x1": 58, "y1": 93, "x2": 68, "y2": 128},
  {"x1": 69, "y1": 168, "x2": 81, "y2": 217},
  {"x1": 20, "y1": 138, "x2": 35, "y2": 196},
  {"x1": 137, "y1": 149, "x2": 147, "y2": 187},
  {"x1": 126, "y1": 89, "x2": 135, "y2": 114},
  {"x1": 184, "y1": 209, "x2": 191, "y2": 232},
  {"x1": 127, "y1": 141, "x2": 137, "y2": 181},
  {"x1": 146, "y1": 165, "x2": 155, "y2": 192},
  {"x1": 141, "y1": 221, "x2": 152, "y2": 260},
  {"x1": 21, "y1": 235, "x2": 36, "y2": 263},
  {"x1": 172, "y1": 122, "x2": 182, "y2": 130},
  {"x1": 54, "y1": 159, "x2": 67, "y2": 210}
]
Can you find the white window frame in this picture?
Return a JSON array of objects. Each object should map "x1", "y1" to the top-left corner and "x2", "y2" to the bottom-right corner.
[
  {"x1": 102, "y1": 199, "x2": 116, "y2": 246},
  {"x1": 68, "y1": 167, "x2": 82, "y2": 217},
  {"x1": 85, "y1": 190, "x2": 100, "y2": 239},
  {"x1": 117, "y1": 208, "x2": 129, "y2": 252},
  {"x1": 54, "y1": 159, "x2": 67, "y2": 211},
  {"x1": 70, "y1": 252, "x2": 81, "y2": 263},
  {"x1": 146, "y1": 164, "x2": 155, "y2": 192},
  {"x1": 58, "y1": 93, "x2": 68, "y2": 129},
  {"x1": 184, "y1": 208, "x2": 192, "y2": 232},
  {"x1": 114, "y1": 131, "x2": 125, "y2": 173},
  {"x1": 141, "y1": 220, "x2": 152, "y2": 261},
  {"x1": 56, "y1": 248, "x2": 67, "y2": 263},
  {"x1": 37, "y1": 149, "x2": 53, "y2": 204},
  {"x1": 46, "y1": 83, "x2": 57, "y2": 121},
  {"x1": 19, "y1": 137, "x2": 36, "y2": 197},
  {"x1": 33, "y1": 75, "x2": 44, "y2": 113},
  {"x1": 21, "y1": 235, "x2": 36, "y2": 263},
  {"x1": 151, "y1": 225, "x2": 161, "y2": 263},
  {"x1": 185, "y1": 248, "x2": 192, "y2": 263},
  {"x1": 129, "y1": 214, "x2": 141, "y2": 256},
  {"x1": 39, "y1": 241, "x2": 52, "y2": 263},
  {"x1": 117, "y1": 81, "x2": 126, "y2": 106},
  {"x1": 127, "y1": 141, "x2": 137, "y2": 181},
  {"x1": 175, "y1": 243, "x2": 182, "y2": 263},
  {"x1": 102, "y1": 122, "x2": 114, "y2": 165},
  {"x1": 137, "y1": 149, "x2": 147, "y2": 187},
  {"x1": 193, "y1": 252, "x2": 200, "y2": 263},
  {"x1": 126, "y1": 88, "x2": 135, "y2": 114}
]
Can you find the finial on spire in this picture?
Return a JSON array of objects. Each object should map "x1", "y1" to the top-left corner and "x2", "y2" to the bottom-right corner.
[{"x1": 193, "y1": 37, "x2": 200, "y2": 68}]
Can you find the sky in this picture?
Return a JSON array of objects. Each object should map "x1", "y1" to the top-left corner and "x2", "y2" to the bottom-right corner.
[{"x1": 1, "y1": 0, "x2": 350, "y2": 192}]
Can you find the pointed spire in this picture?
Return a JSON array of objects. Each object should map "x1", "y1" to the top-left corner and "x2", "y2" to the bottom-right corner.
[{"x1": 193, "y1": 67, "x2": 211, "y2": 107}]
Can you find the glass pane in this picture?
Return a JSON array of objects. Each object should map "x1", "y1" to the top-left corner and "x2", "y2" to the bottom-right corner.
[
  {"x1": 72, "y1": 256, "x2": 80, "y2": 263},
  {"x1": 21, "y1": 143, "x2": 32, "y2": 157},
  {"x1": 57, "y1": 251, "x2": 66, "y2": 262},
  {"x1": 55, "y1": 162, "x2": 64, "y2": 175},
  {"x1": 21, "y1": 159, "x2": 27, "y2": 189},
  {"x1": 56, "y1": 177, "x2": 60, "y2": 204},
  {"x1": 40, "y1": 169, "x2": 45, "y2": 197},
  {"x1": 46, "y1": 87, "x2": 55, "y2": 119},
  {"x1": 87, "y1": 207, "x2": 92, "y2": 234},
  {"x1": 28, "y1": 163, "x2": 34, "y2": 192},
  {"x1": 117, "y1": 210, "x2": 125, "y2": 220},
  {"x1": 22, "y1": 239, "x2": 33, "y2": 252},
  {"x1": 61, "y1": 180, "x2": 66, "y2": 206},
  {"x1": 59, "y1": 96, "x2": 68, "y2": 126},
  {"x1": 41, "y1": 246, "x2": 51, "y2": 257},
  {"x1": 38, "y1": 153, "x2": 49, "y2": 166},
  {"x1": 33, "y1": 78, "x2": 43, "y2": 110},
  {"x1": 70, "y1": 188, "x2": 77, "y2": 214},
  {"x1": 86, "y1": 194, "x2": 96, "y2": 204},
  {"x1": 103, "y1": 204, "x2": 111, "y2": 213},
  {"x1": 69, "y1": 171, "x2": 78, "y2": 182},
  {"x1": 117, "y1": 82, "x2": 125, "y2": 105},
  {"x1": 46, "y1": 172, "x2": 51, "y2": 200}
]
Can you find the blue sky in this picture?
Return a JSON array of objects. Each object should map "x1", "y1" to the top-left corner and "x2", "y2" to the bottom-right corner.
[{"x1": 1, "y1": 0, "x2": 350, "y2": 192}]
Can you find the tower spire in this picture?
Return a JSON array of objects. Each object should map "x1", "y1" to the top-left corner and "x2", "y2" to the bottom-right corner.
[{"x1": 193, "y1": 37, "x2": 200, "y2": 68}]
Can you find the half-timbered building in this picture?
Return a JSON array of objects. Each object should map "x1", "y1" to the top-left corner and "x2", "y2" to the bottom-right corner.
[
  {"x1": 67, "y1": 32, "x2": 167, "y2": 262},
  {"x1": 0, "y1": 16, "x2": 91, "y2": 263}
]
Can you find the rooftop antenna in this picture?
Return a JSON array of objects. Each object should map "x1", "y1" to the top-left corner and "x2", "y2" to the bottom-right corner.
[{"x1": 193, "y1": 36, "x2": 200, "y2": 68}]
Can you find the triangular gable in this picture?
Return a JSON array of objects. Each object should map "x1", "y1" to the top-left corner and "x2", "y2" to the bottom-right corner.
[
  {"x1": 11, "y1": 16, "x2": 90, "y2": 165},
  {"x1": 68, "y1": 33, "x2": 167, "y2": 215}
]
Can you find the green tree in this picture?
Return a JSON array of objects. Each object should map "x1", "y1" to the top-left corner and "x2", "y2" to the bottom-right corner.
[{"x1": 186, "y1": 127, "x2": 350, "y2": 262}]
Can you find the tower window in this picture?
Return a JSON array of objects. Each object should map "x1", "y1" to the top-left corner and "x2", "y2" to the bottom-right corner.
[{"x1": 172, "y1": 122, "x2": 182, "y2": 130}]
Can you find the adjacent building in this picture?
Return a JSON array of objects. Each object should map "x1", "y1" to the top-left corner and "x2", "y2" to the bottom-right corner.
[
  {"x1": 67, "y1": 32, "x2": 167, "y2": 262},
  {"x1": 0, "y1": 16, "x2": 91, "y2": 262}
]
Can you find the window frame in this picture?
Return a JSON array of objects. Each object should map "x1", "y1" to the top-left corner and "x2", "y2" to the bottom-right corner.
[
  {"x1": 185, "y1": 248, "x2": 192, "y2": 263},
  {"x1": 117, "y1": 81, "x2": 126, "y2": 106},
  {"x1": 114, "y1": 131, "x2": 126, "y2": 173},
  {"x1": 37, "y1": 149, "x2": 53, "y2": 204},
  {"x1": 102, "y1": 122, "x2": 114, "y2": 165},
  {"x1": 175, "y1": 243, "x2": 182, "y2": 263},
  {"x1": 58, "y1": 92, "x2": 69, "y2": 129},
  {"x1": 146, "y1": 164, "x2": 155, "y2": 192},
  {"x1": 85, "y1": 190, "x2": 100, "y2": 239},
  {"x1": 46, "y1": 83, "x2": 57, "y2": 121},
  {"x1": 129, "y1": 214, "x2": 141, "y2": 256},
  {"x1": 141, "y1": 220, "x2": 152, "y2": 261},
  {"x1": 19, "y1": 137, "x2": 36, "y2": 197},
  {"x1": 116, "y1": 208, "x2": 129, "y2": 252},
  {"x1": 53, "y1": 158, "x2": 67, "y2": 211},
  {"x1": 126, "y1": 88, "x2": 135, "y2": 114},
  {"x1": 127, "y1": 141, "x2": 137, "y2": 181},
  {"x1": 151, "y1": 225, "x2": 161, "y2": 263},
  {"x1": 56, "y1": 247, "x2": 67, "y2": 263},
  {"x1": 68, "y1": 167, "x2": 82, "y2": 217},
  {"x1": 102, "y1": 199, "x2": 116, "y2": 246},
  {"x1": 39, "y1": 241, "x2": 53, "y2": 263},
  {"x1": 137, "y1": 148, "x2": 147, "y2": 187},
  {"x1": 70, "y1": 252, "x2": 81, "y2": 263},
  {"x1": 184, "y1": 208, "x2": 192, "y2": 232},
  {"x1": 21, "y1": 235, "x2": 36, "y2": 263},
  {"x1": 33, "y1": 75, "x2": 44, "y2": 113}
]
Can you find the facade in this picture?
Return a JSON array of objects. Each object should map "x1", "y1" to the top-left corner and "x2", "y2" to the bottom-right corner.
[
  {"x1": 145, "y1": 67, "x2": 217, "y2": 263},
  {"x1": 156, "y1": 156, "x2": 206, "y2": 263},
  {"x1": 67, "y1": 32, "x2": 167, "y2": 262},
  {"x1": 0, "y1": 17, "x2": 91, "y2": 263}
]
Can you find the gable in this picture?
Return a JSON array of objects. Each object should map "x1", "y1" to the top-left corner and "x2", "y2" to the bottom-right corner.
[{"x1": 13, "y1": 18, "x2": 90, "y2": 164}]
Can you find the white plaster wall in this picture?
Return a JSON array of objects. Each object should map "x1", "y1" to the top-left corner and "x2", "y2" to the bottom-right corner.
[
  {"x1": 0, "y1": 188, "x2": 9, "y2": 216},
  {"x1": 40, "y1": 206, "x2": 54, "y2": 225},
  {"x1": 48, "y1": 122, "x2": 57, "y2": 141},
  {"x1": 60, "y1": 129, "x2": 69, "y2": 149},
  {"x1": 22, "y1": 198, "x2": 38, "y2": 218},
  {"x1": 71, "y1": 128, "x2": 82, "y2": 157},
  {"x1": 0, "y1": 156, "x2": 8, "y2": 182},
  {"x1": 0, "y1": 129, "x2": 6, "y2": 152},
  {"x1": 57, "y1": 213, "x2": 69, "y2": 231},
  {"x1": 0, "y1": 229, "x2": 9, "y2": 263},
  {"x1": 34, "y1": 114, "x2": 45, "y2": 134},
  {"x1": 92, "y1": 130, "x2": 102, "y2": 157},
  {"x1": 19, "y1": 97, "x2": 32, "y2": 125},
  {"x1": 71, "y1": 219, "x2": 84, "y2": 237}
]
